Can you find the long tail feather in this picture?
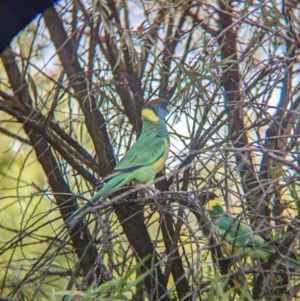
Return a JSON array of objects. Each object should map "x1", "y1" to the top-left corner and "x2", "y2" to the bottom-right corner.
[
  {"x1": 258, "y1": 248, "x2": 300, "y2": 269},
  {"x1": 66, "y1": 172, "x2": 131, "y2": 225},
  {"x1": 281, "y1": 255, "x2": 300, "y2": 269}
]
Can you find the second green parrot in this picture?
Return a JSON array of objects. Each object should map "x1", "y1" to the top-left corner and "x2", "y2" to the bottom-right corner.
[
  {"x1": 200, "y1": 192, "x2": 300, "y2": 268},
  {"x1": 66, "y1": 98, "x2": 170, "y2": 224}
]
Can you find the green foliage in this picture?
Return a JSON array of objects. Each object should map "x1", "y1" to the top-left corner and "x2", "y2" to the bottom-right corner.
[
  {"x1": 53, "y1": 255, "x2": 151, "y2": 300},
  {"x1": 0, "y1": 0, "x2": 300, "y2": 300}
]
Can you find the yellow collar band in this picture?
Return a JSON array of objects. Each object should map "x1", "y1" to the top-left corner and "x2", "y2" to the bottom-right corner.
[{"x1": 142, "y1": 108, "x2": 160, "y2": 122}]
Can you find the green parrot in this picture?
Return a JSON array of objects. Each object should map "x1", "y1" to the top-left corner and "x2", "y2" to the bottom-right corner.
[
  {"x1": 66, "y1": 98, "x2": 170, "y2": 224},
  {"x1": 199, "y1": 192, "x2": 300, "y2": 268}
]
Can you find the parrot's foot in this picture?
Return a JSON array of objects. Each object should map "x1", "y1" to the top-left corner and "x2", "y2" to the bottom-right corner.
[{"x1": 144, "y1": 186, "x2": 160, "y2": 199}]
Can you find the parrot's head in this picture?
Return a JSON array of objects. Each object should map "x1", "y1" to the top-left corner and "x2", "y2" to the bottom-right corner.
[
  {"x1": 199, "y1": 192, "x2": 224, "y2": 215},
  {"x1": 142, "y1": 98, "x2": 170, "y2": 121}
]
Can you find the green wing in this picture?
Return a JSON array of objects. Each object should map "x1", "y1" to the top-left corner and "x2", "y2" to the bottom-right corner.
[
  {"x1": 211, "y1": 210, "x2": 300, "y2": 264},
  {"x1": 215, "y1": 215, "x2": 265, "y2": 248},
  {"x1": 105, "y1": 132, "x2": 167, "y2": 180}
]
